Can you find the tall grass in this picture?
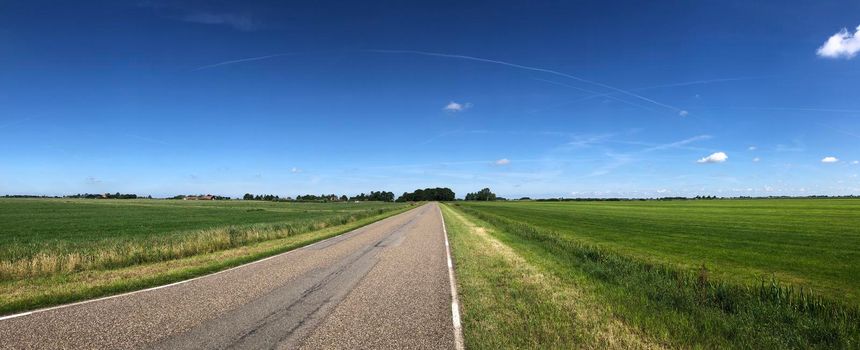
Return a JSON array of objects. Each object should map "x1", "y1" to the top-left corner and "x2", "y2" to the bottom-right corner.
[
  {"x1": 454, "y1": 204, "x2": 860, "y2": 348},
  {"x1": 0, "y1": 208, "x2": 393, "y2": 281}
]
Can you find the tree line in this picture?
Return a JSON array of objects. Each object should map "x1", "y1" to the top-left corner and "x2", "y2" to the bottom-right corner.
[
  {"x1": 396, "y1": 188, "x2": 456, "y2": 202},
  {"x1": 242, "y1": 191, "x2": 396, "y2": 202},
  {"x1": 66, "y1": 193, "x2": 145, "y2": 199}
]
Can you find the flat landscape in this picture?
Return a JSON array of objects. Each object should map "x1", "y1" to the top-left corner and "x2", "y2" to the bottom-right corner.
[
  {"x1": 0, "y1": 198, "x2": 408, "y2": 314},
  {"x1": 443, "y1": 199, "x2": 860, "y2": 348}
]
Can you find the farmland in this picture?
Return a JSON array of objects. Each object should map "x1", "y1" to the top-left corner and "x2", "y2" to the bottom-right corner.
[
  {"x1": 0, "y1": 198, "x2": 408, "y2": 314},
  {"x1": 443, "y1": 199, "x2": 860, "y2": 348}
]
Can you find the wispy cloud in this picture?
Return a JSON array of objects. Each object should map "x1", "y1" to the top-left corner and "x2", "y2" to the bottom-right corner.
[
  {"x1": 443, "y1": 101, "x2": 472, "y2": 112},
  {"x1": 578, "y1": 134, "x2": 712, "y2": 177},
  {"x1": 821, "y1": 156, "x2": 839, "y2": 163},
  {"x1": 817, "y1": 25, "x2": 860, "y2": 59},
  {"x1": 182, "y1": 12, "x2": 258, "y2": 31},
  {"x1": 775, "y1": 139, "x2": 806, "y2": 152},
  {"x1": 290, "y1": 167, "x2": 303, "y2": 173},
  {"x1": 642, "y1": 135, "x2": 711, "y2": 153},
  {"x1": 494, "y1": 158, "x2": 511, "y2": 166},
  {"x1": 697, "y1": 152, "x2": 728, "y2": 164},
  {"x1": 817, "y1": 123, "x2": 860, "y2": 139},
  {"x1": 753, "y1": 157, "x2": 761, "y2": 162}
]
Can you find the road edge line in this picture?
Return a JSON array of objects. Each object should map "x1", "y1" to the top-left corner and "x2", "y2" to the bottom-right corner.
[
  {"x1": 0, "y1": 206, "x2": 415, "y2": 322},
  {"x1": 439, "y1": 203, "x2": 466, "y2": 350}
]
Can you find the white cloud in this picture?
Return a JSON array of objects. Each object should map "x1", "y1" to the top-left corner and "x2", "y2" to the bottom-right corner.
[
  {"x1": 852, "y1": 160, "x2": 860, "y2": 165},
  {"x1": 748, "y1": 146, "x2": 757, "y2": 151},
  {"x1": 443, "y1": 101, "x2": 472, "y2": 112},
  {"x1": 752, "y1": 157, "x2": 761, "y2": 162},
  {"x1": 679, "y1": 110, "x2": 689, "y2": 117},
  {"x1": 290, "y1": 167, "x2": 303, "y2": 173},
  {"x1": 494, "y1": 158, "x2": 511, "y2": 166},
  {"x1": 821, "y1": 156, "x2": 839, "y2": 163},
  {"x1": 817, "y1": 25, "x2": 860, "y2": 59},
  {"x1": 697, "y1": 152, "x2": 728, "y2": 164}
]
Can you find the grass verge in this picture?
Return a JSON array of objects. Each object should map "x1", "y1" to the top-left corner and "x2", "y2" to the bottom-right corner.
[
  {"x1": 445, "y1": 203, "x2": 860, "y2": 349},
  {"x1": 0, "y1": 204, "x2": 414, "y2": 316},
  {"x1": 442, "y1": 204, "x2": 661, "y2": 349},
  {"x1": 0, "y1": 206, "x2": 402, "y2": 281}
]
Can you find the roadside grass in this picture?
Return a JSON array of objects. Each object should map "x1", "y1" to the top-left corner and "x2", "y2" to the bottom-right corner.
[
  {"x1": 0, "y1": 200, "x2": 413, "y2": 315},
  {"x1": 0, "y1": 208, "x2": 395, "y2": 281},
  {"x1": 0, "y1": 199, "x2": 405, "y2": 281},
  {"x1": 441, "y1": 204, "x2": 662, "y2": 349},
  {"x1": 448, "y1": 203, "x2": 860, "y2": 348}
]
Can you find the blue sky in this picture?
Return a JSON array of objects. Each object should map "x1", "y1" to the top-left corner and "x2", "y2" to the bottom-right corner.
[{"x1": 1, "y1": 1, "x2": 859, "y2": 198}]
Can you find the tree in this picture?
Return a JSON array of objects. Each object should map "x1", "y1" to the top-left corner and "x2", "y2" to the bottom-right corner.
[
  {"x1": 395, "y1": 188, "x2": 455, "y2": 202},
  {"x1": 465, "y1": 188, "x2": 497, "y2": 201}
]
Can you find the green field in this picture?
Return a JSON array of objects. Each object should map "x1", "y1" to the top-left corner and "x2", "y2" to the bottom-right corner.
[
  {"x1": 0, "y1": 198, "x2": 399, "y2": 257},
  {"x1": 0, "y1": 198, "x2": 408, "y2": 314},
  {"x1": 444, "y1": 199, "x2": 860, "y2": 348}
]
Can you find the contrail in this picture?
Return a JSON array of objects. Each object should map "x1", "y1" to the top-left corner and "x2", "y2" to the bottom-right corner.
[
  {"x1": 631, "y1": 76, "x2": 768, "y2": 91},
  {"x1": 192, "y1": 53, "x2": 302, "y2": 71},
  {"x1": 640, "y1": 134, "x2": 712, "y2": 153},
  {"x1": 535, "y1": 76, "x2": 766, "y2": 111},
  {"x1": 192, "y1": 49, "x2": 683, "y2": 112},
  {"x1": 530, "y1": 78, "x2": 655, "y2": 112},
  {"x1": 364, "y1": 49, "x2": 683, "y2": 112}
]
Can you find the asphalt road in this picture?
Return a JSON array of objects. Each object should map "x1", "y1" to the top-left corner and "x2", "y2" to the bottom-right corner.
[{"x1": 0, "y1": 203, "x2": 458, "y2": 349}]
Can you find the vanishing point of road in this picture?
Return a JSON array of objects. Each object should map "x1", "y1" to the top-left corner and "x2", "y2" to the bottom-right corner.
[{"x1": 0, "y1": 203, "x2": 463, "y2": 349}]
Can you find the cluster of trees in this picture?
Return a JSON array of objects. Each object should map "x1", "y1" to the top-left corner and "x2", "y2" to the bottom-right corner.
[
  {"x1": 294, "y1": 194, "x2": 340, "y2": 201},
  {"x1": 350, "y1": 191, "x2": 395, "y2": 202},
  {"x1": 243, "y1": 193, "x2": 284, "y2": 201},
  {"x1": 396, "y1": 188, "x2": 455, "y2": 202},
  {"x1": 694, "y1": 195, "x2": 719, "y2": 200},
  {"x1": 464, "y1": 188, "x2": 498, "y2": 201},
  {"x1": 66, "y1": 193, "x2": 143, "y2": 199}
]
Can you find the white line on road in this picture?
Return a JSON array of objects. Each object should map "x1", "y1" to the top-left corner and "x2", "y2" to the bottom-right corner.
[{"x1": 439, "y1": 204, "x2": 466, "y2": 350}]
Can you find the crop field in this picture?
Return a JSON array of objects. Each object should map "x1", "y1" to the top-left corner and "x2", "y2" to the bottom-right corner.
[
  {"x1": 443, "y1": 199, "x2": 860, "y2": 348},
  {"x1": 0, "y1": 198, "x2": 408, "y2": 314}
]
